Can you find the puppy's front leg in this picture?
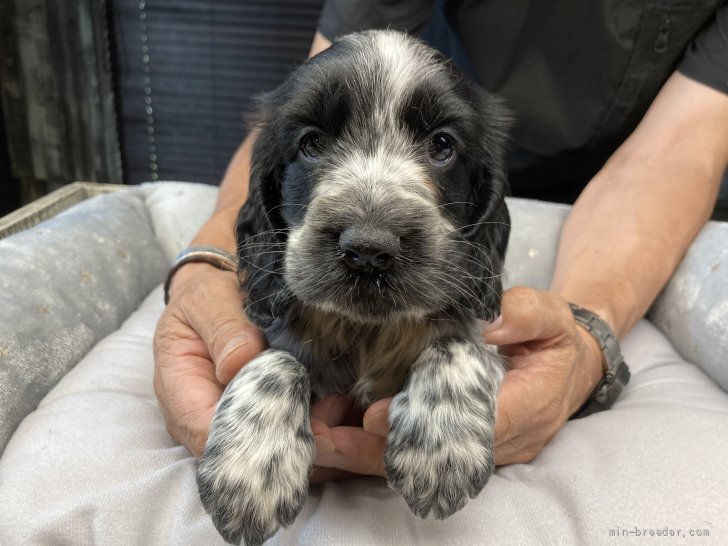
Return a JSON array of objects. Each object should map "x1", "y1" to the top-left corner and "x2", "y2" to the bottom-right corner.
[
  {"x1": 385, "y1": 338, "x2": 504, "y2": 519},
  {"x1": 197, "y1": 349, "x2": 314, "y2": 546}
]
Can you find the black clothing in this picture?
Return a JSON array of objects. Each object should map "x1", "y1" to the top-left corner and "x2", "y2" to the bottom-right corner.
[{"x1": 319, "y1": 1, "x2": 728, "y2": 202}]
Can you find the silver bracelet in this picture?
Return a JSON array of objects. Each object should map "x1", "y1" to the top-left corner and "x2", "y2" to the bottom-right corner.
[{"x1": 163, "y1": 245, "x2": 237, "y2": 304}]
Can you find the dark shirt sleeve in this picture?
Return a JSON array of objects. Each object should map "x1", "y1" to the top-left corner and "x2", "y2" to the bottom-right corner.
[
  {"x1": 678, "y1": 4, "x2": 728, "y2": 94},
  {"x1": 318, "y1": 0, "x2": 435, "y2": 41}
]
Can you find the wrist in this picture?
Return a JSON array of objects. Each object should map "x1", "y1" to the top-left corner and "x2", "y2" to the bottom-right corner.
[
  {"x1": 568, "y1": 302, "x2": 632, "y2": 418},
  {"x1": 164, "y1": 205, "x2": 240, "y2": 304},
  {"x1": 553, "y1": 286, "x2": 622, "y2": 338},
  {"x1": 189, "y1": 205, "x2": 240, "y2": 251},
  {"x1": 574, "y1": 323, "x2": 607, "y2": 398},
  {"x1": 165, "y1": 248, "x2": 237, "y2": 304},
  {"x1": 168, "y1": 261, "x2": 229, "y2": 293}
]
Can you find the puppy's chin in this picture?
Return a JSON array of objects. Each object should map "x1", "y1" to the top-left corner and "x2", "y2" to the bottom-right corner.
[
  {"x1": 311, "y1": 290, "x2": 429, "y2": 325},
  {"x1": 287, "y1": 270, "x2": 429, "y2": 324}
]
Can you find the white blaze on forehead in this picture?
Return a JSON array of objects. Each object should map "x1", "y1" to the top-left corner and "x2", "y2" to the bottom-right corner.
[
  {"x1": 369, "y1": 31, "x2": 440, "y2": 105},
  {"x1": 305, "y1": 31, "x2": 452, "y2": 228}
]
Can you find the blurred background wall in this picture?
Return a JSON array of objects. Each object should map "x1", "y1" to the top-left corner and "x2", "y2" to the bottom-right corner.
[{"x1": 0, "y1": 0, "x2": 323, "y2": 214}]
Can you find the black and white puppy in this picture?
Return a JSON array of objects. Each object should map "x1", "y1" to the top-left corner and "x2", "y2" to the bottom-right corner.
[{"x1": 197, "y1": 30, "x2": 511, "y2": 545}]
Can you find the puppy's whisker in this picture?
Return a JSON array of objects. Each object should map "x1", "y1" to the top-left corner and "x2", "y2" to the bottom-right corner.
[
  {"x1": 240, "y1": 228, "x2": 291, "y2": 243},
  {"x1": 244, "y1": 286, "x2": 291, "y2": 310},
  {"x1": 442, "y1": 251, "x2": 494, "y2": 272},
  {"x1": 446, "y1": 220, "x2": 512, "y2": 233},
  {"x1": 437, "y1": 201, "x2": 476, "y2": 209},
  {"x1": 265, "y1": 203, "x2": 309, "y2": 216},
  {"x1": 238, "y1": 260, "x2": 285, "y2": 276},
  {"x1": 245, "y1": 269, "x2": 284, "y2": 293},
  {"x1": 430, "y1": 272, "x2": 485, "y2": 306}
]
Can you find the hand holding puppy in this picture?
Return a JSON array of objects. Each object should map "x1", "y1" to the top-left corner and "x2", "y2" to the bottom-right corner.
[
  {"x1": 154, "y1": 261, "x2": 603, "y2": 476},
  {"x1": 153, "y1": 262, "x2": 265, "y2": 458},
  {"x1": 311, "y1": 286, "x2": 604, "y2": 476}
]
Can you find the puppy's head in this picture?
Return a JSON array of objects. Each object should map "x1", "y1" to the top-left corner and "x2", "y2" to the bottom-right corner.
[{"x1": 237, "y1": 30, "x2": 510, "y2": 327}]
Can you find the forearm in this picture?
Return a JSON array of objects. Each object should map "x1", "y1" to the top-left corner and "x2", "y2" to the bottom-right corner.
[
  {"x1": 551, "y1": 72, "x2": 728, "y2": 337},
  {"x1": 186, "y1": 131, "x2": 258, "y2": 253}
]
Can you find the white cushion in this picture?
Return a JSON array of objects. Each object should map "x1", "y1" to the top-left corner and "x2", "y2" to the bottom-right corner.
[{"x1": 1, "y1": 291, "x2": 726, "y2": 544}]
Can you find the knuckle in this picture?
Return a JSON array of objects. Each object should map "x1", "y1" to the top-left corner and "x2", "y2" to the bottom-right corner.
[
  {"x1": 508, "y1": 285, "x2": 543, "y2": 317},
  {"x1": 507, "y1": 285, "x2": 536, "y2": 306}
]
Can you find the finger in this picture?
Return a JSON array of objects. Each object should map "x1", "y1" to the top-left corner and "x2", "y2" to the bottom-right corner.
[
  {"x1": 494, "y1": 370, "x2": 566, "y2": 465},
  {"x1": 494, "y1": 376, "x2": 535, "y2": 466},
  {"x1": 362, "y1": 397, "x2": 392, "y2": 437},
  {"x1": 177, "y1": 270, "x2": 266, "y2": 384},
  {"x1": 153, "y1": 348, "x2": 223, "y2": 458},
  {"x1": 314, "y1": 426, "x2": 387, "y2": 477},
  {"x1": 311, "y1": 418, "x2": 337, "y2": 462},
  {"x1": 493, "y1": 370, "x2": 536, "y2": 446},
  {"x1": 484, "y1": 286, "x2": 571, "y2": 346}
]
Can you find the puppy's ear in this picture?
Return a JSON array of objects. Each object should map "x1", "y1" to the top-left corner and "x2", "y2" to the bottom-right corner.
[
  {"x1": 461, "y1": 85, "x2": 512, "y2": 322},
  {"x1": 236, "y1": 97, "x2": 291, "y2": 329}
]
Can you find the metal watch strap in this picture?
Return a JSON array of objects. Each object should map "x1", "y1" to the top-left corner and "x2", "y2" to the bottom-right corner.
[
  {"x1": 569, "y1": 303, "x2": 631, "y2": 419},
  {"x1": 163, "y1": 246, "x2": 237, "y2": 304}
]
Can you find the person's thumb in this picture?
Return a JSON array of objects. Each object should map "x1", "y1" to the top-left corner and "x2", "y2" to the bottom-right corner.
[
  {"x1": 214, "y1": 326, "x2": 265, "y2": 384},
  {"x1": 179, "y1": 272, "x2": 266, "y2": 384}
]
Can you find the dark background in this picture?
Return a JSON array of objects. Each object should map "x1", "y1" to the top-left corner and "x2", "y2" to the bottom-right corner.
[{"x1": 0, "y1": 0, "x2": 324, "y2": 214}]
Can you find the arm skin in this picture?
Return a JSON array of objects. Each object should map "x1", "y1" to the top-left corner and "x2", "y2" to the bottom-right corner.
[{"x1": 153, "y1": 28, "x2": 728, "y2": 477}]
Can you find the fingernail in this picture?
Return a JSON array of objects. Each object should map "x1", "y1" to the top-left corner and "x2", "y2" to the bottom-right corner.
[{"x1": 218, "y1": 335, "x2": 250, "y2": 365}]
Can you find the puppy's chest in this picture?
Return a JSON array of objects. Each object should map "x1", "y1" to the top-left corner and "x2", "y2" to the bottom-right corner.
[{"x1": 265, "y1": 306, "x2": 460, "y2": 405}]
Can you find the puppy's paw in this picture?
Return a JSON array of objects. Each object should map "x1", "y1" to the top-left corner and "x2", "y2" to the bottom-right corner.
[
  {"x1": 384, "y1": 339, "x2": 502, "y2": 519},
  {"x1": 384, "y1": 397, "x2": 495, "y2": 519},
  {"x1": 197, "y1": 350, "x2": 314, "y2": 545}
]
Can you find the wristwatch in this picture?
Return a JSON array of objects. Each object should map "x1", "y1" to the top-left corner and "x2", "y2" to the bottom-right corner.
[{"x1": 569, "y1": 303, "x2": 631, "y2": 419}]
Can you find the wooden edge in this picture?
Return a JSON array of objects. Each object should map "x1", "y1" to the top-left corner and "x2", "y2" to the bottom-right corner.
[{"x1": 0, "y1": 182, "x2": 128, "y2": 239}]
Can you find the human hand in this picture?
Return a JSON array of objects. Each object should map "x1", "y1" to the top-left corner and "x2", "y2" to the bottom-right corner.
[
  {"x1": 308, "y1": 394, "x2": 389, "y2": 484},
  {"x1": 484, "y1": 286, "x2": 604, "y2": 464},
  {"x1": 153, "y1": 263, "x2": 266, "y2": 457},
  {"x1": 310, "y1": 285, "x2": 605, "y2": 478}
]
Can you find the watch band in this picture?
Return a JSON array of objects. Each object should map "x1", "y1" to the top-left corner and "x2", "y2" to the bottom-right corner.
[
  {"x1": 163, "y1": 246, "x2": 237, "y2": 304},
  {"x1": 569, "y1": 303, "x2": 631, "y2": 419}
]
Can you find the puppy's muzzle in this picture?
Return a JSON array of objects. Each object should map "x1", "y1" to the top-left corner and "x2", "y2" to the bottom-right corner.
[{"x1": 339, "y1": 226, "x2": 400, "y2": 273}]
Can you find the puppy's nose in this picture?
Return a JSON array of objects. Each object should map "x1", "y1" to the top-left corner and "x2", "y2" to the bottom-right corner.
[{"x1": 339, "y1": 227, "x2": 400, "y2": 272}]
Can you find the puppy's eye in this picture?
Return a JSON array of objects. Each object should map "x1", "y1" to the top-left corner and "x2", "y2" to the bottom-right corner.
[
  {"x1": 300, "y1": 132, "x2": 323, "y2": 161},
  {"x1": 427, "y1": 133, "x2": 455, "y2": 165}
]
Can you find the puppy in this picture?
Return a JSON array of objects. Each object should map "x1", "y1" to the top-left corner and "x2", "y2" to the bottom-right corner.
[{"x1": 197, "y1": 30, "x2": 511, "y2": 545}]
